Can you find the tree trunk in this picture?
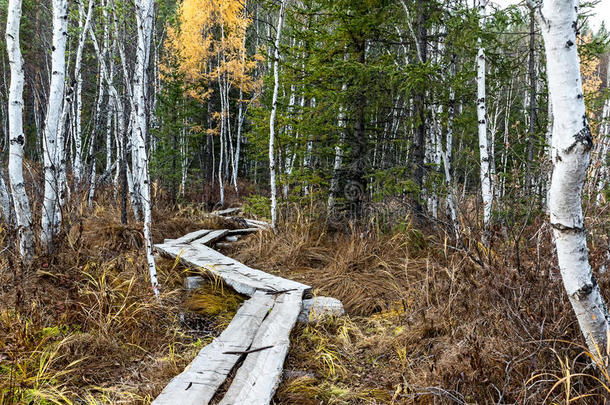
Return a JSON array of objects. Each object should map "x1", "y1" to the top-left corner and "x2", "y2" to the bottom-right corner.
[
  {"x1": 41, "y1": 0, "x2": 69, "y2": 252},
  {"x1": 328, "y1": 86, "x2": 347, "y2": 215},
  {"x1": 72, "y1": 0, "x2": 94, "y2": 184},
  {"x1": 477, "y1": 0, "x2": 493, "y2": 233},
  {"x1": 6, "y1": 0, "x2": 34, "y2": 263},
  {"x1": 133, "y1": 0, "x2": 159, "y2": 295},
  {"x1": 525, "y1": 9, "x2": 537, "y2": 193},
  {"x1": 412, "y1": 1, "x2": 428, "y2": 213},
  {"x1": 537, "y1": 0, "x2": 610, "y2": 356},
  {"x1": 269, "y1": 0, "x2": 286, "y2": 230}
]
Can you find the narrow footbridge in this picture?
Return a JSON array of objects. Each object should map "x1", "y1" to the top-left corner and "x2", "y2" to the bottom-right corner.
[{"x1": 152, "y1": 213, "x2": 343, "y2": 405}]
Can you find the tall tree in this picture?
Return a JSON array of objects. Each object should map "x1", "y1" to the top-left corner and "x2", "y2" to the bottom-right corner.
[
  {"x1": 41, "y1": 0, "x2": 69, "y2": 252},
  {"x1": 533, "y1": 0, "x2": 610, "y2": 356},
  {"x1": 269, "y1": 0, "x2": 286, "y2": 229},
  {"x1": 477, "y1": 0, "x2": 493, "y2": 232},
  {"x1": 133, "y1": 0, "x2": 159, "y2": 295},
  {"x1": 5, "y1": 0, "x2": 34, "y2": 263}
]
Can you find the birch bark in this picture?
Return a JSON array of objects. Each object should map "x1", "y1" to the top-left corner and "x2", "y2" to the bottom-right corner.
[
  {"x1": 328, "y1": 86, "x2": 347, "y2": 215},
  {"x1": 536, "y1": 0, "x2": 610, "y2": 356},
  {"x1": 269, "y1": 0, "x2": 286, "y2": 229},
  {"x1": 41, "y1": 0, "x2": 69, "y2": 251},
  {"x1": 6, "y1": 0, "x2": 34, "y2": 263},
  {"x1": 73, "y1": 0, "x2": 95, "y2": 184},
  {"x1": 134, "y1": 0, "x2": 159, "y2": 295},
  {"x1": 477, "y1": 0, "x2": 493, "y2": 230}
]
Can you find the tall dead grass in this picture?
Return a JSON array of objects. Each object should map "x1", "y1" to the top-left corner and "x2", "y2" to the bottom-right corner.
[
  {"x1": 229, "y1": 205, "x2": 610, "y2": 404},
  {"x1": 0, "y1": 189, "x2": 241, "y2": 404}
]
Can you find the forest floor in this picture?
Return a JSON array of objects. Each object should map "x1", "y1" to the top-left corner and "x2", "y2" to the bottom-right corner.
[
  {"x1": 1, "y1": 191, "x2": 609, "y2": 404},
  {"x1": 0, "y1": 196, "x2": 247, "y2": 404}
]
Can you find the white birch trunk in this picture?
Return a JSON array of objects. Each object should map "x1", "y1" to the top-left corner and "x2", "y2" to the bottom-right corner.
[
  {"x1": 328, "y1": 86, "x2": 347, "y2": 213},
  {"x1": 544, "y1": 88, "x2": 554, "y2": 212},
  {"x1": 477, "y1": 0, "x2": 493, "y2": 230},
  {"x1": 103, "y1": 0, "x2": 113, "y2": 172},
  {"x1": 217, "y1": 50, "x2": 225, "y2": 208},
  {"x1": 269, "y1": 0, "x2": 286, "y2": 229},
  {"x1": 87, "y1": 136, "x2": 97, "y2": 208},
  {"x1": 303, "y1": 98, "x2": 315, "y2": 196},
  {"x1": 41, "y1": 0, "x2": 69, "y2": 251},
  {"x1": 443, "y1": 59, "x2": 460, "y2": 238},
  {"x1": 6, "y1": 0, "x2": 34, "y2": 263},
  {"x1": 73, "y1": 0, "x2": 95, "y2": 184},
  {"x1": 133, "y1": 0, "x2": 159, "y2": 295},
  {"x1": 282, "y1": 84, "x2": 296, "y2": 199},
  {"x1": 593, "y1": 59, "x2": 610, "y2": 204},
  {"x1": 232, "y1": 23, "x2": 248, "y2": 192},
  {"x1": 537, "y1": 0, "x2": 610, "y2": 356}
]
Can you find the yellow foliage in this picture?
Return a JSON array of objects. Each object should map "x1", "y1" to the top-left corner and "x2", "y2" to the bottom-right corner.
[
  {"x1": 579, "y1": 34, "x2": 602, "y2": 137},
  {"x1": 162, "y1": 0, "x2": 259, "y2": 101}
]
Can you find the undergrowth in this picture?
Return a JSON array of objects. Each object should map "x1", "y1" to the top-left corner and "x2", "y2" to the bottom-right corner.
[
  {"x1": 0, "y1": 189, "x2": 242, "y2": 404},
  {"x1": 228, "y1": 203, "x2": 610, "y2": 404},
  {"x1": 2, "y1": 184, "x2": 610, "y2": 404}
]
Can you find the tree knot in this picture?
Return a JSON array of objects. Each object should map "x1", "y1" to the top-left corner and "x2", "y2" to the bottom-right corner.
[
  {"x1": 550, "y1": 222, "x2": 585, "y2": 233},
  {"x1": 564, "y1": 125, "x2": 593, "y2": 153},
  {"x1": 572, "y1": 277, "x2": 598, "y2": 301}
]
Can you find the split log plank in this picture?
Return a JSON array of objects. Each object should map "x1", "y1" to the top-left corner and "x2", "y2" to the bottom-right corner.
[
  {"x1": 154, "y1": 241, "x2": 311, "y2": 297},
  {"x1": 243, "y1": 219, "x2": 271, "y2": 229},
  {"x1": 218, "y1": 291, "x2": 302, "y2": 405},
  {"x1": 152, "y1": 291, "x2": 275, "y2": 405},
  {"x1": 170, "y1": 229, "x2": 212, "y2": 245},
  {"x1": 190, "y1": 229, "x2": 229, "y2": 246},
  {"x1": 212, "y1": 207, "x2": 242, "y2": 216},
  {"x1": 226, "y1": 228, "x2": 260, "y2": 236}
]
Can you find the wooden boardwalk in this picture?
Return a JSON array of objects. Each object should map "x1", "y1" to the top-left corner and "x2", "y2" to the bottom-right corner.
[{"x1": 152, "y1": 219, "x2": 331, "y2": 405}]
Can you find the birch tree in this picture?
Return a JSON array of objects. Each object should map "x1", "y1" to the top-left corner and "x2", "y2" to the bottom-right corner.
[
  {"x1": 72, "y1": 0, "x2": 95, "y2": 184},
  {"x1": 477, "y1": 0, "x2": 493, "y2": 231},
  {"x1": 5, "y1": 0, "x2": 34, "y2": 263},
  {"x1": 41, "y1": 0, "x2": 69, "y2": 252},
  {"x1": 269, "y1": 0, "x2": 286, "y2": 230},
  {"x1": 532, "y1": 0, "x2": 610, "y2": 356},
  {"x1": 134, "y1": 0, "x2": 160, "y2": 295}
]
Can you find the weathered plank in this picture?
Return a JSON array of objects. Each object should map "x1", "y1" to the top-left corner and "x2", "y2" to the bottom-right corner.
[
  {"x1": 152, "y1": 291, "x2": 275, "y2": 405},
  {"x1": 152, "y1": 227, "x2": 337, "y2": 405},
  {"x1": 154, "y1": 241, "x2": 311, "y2": 297},
  {"x1": 212, "y1": 207, "x2": 242, "y2": 216},
  {"x1": 242, "y1": 218, "x2": 271, "y2": 227},
  {"x1": 191, "y1": 229, "x2": 229, "y2": 246},
  {"x1": 169, "y1": 229, "x2": 212, "y2": 245},
  {"x1": 243, "y1": 219, "x2": 271, "y2": 229},
  {"x1": 218, "y1": 291, "x2": 302, "y2": 405},
  {"x1": 298, "y1": 296, "x2": 345, "y2": 323},
  {"x1": 226, "y1": 228, "x2": 260, "y2": 236}
]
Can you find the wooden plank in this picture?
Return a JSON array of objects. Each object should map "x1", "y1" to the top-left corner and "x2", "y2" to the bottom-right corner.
[
  {"x1": 242, "y1": 218, "x2": 271, "y2": 227},
  {"x1": 212, "y1": 207, "x2": 242, "y2": 216},
  {"x1": 154, "y1": 241, "x2": 311, "y2": 297},
  {"x1": 171, "y1": 229, "x2": 212, "y2": 245},
  {"x1": 226, "y1": 228, "x2": 260, "y2": 236},
  {"x1": 298, "y1": 296, "x2": 345, "y2": 323},
  {"x1": 152, "y1": 291, "x2": 275, "y2": 405},
  {"x1": 218, "y1": 291, "x2": 302, "y2": 405},
  {"x1": 243, "y1": 219, "x2": 271, "y2": 229},
  {"x1": 191, "y1": 229, "x2": 229, "y2": 246}
]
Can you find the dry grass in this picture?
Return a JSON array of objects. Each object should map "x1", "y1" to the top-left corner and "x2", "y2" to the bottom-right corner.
[
  {"x1": 2, "y1": 181, "x2": 610, "y2": 404},
  {"x1": 0, "y1": 191, "x2": 242, "y2": 404},
  {"x1": 229, "y1": 206, "x2": 610, "y2": 404}
]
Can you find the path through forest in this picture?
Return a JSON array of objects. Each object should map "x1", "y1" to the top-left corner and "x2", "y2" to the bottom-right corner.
[{"x1": 152, "y1": 211, "x2": 343, "y2": 405}]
